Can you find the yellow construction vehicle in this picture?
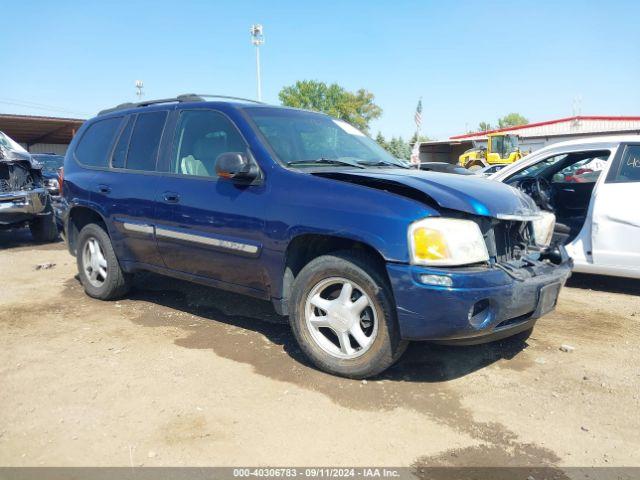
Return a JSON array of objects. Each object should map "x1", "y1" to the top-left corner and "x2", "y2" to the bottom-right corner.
[{"x1": 458, "y1": 133, "x2": 523, "y2": 170}]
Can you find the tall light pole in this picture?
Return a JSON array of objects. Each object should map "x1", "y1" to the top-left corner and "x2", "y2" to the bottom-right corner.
[
  {"x1": 135, "y1": 80, "x2": 144, "y2": 100},
  {"x1": 250, "y1": 24, "x2": 264, "y2": 101}
]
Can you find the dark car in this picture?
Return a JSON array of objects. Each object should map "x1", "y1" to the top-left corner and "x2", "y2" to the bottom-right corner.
[
  {"x1": 418, "y1": 161, "x2": 474, "y2": 175},
  {"x1": 31, "y1": 153, "x2": 64, "y2": 195},
  {"x1": 0, "y1": 131, "x2": 58, "y2": 242},
  {"x1": 60, "y1": 94, "x2": 572, "y2": 378}
]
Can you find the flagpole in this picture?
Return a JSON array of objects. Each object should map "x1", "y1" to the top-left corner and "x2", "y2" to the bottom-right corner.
[
  {"x1": 416, "y1": 96, "x2": 422, "y2": 141},
  {"x1": 410, "y1": 97, "x2": 423, "y2": 166}
]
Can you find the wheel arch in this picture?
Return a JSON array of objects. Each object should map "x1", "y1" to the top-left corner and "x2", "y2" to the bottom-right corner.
[
  {"x1": 274, "y1": 233, "x2": 389, "y2": 316},
  {"x1": 66, "y1": 205, "x2": 109, "y2": 256}
]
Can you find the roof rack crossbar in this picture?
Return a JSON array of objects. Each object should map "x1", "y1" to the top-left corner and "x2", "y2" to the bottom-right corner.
[{"x1": 97, "y1": 93, "x2": 264, "y2": 116}]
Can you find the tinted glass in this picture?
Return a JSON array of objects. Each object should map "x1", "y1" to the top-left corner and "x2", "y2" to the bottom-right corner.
[
  {"x1": 126, "y1": 111, "x2": 167, "y2": 171},
  {"x1": 111, "y1": 116, "x2": 134, "y2": 169},
  {"x1": 172, "y1": 110, "x2": 247, "y2": 177},
  {"x1": 75, "y1": 117, "x2": 121, "y2": 167},
  {"x1": 612, "y1": 145, "x2": 640, "y2": 183}
]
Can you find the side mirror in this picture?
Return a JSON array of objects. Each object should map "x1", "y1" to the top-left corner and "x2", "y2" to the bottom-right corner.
[{"x1": 215, "y1": 152, "x2": 259, "y2": 183}]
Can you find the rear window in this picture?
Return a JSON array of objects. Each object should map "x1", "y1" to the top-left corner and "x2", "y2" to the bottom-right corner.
[
  {"x1": 75, "y1": 117, "x2": 122, "y2": 167},
  {"x1": 125, "y1": 111, "x2": 167, "y2": 171}
]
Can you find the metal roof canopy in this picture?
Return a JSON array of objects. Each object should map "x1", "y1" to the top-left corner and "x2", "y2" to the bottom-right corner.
[
  {"x1": 0, "y1": 113, "x2": 85, "y2": 146},
  {"x1": 450, "y1": 115, "x2": 640, "y2": 141}
]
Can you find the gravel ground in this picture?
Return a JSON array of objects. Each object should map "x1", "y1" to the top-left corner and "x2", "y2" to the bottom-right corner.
[{"x1": 1, "y1": 229, "x2": 639, "y2": 469}]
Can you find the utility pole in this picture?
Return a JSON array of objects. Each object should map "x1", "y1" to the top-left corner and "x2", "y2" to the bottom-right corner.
[{"x1": 250, "y1": 24, "x2": 264, "y2": 101}]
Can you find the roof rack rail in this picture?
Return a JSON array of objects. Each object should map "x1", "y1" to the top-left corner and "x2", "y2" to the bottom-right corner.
[
  {"x1": 192, "y1": 94, "x2": 265, "y2": 105},
  {"x1": 97, "y1": 93, "x2": 264, "y2": 116}
]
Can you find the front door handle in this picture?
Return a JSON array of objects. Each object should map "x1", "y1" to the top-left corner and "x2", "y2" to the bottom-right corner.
[
  {"x1": 97, "y1": 184, "x2": 111, "y2": 194},
  {"x1": 162, "y1": 192, "x2": 181, "y2": 203}
]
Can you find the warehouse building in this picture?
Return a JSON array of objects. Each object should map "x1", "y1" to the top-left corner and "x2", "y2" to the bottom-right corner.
[
  {"x1": 418, "y1": 115, "x2": 640, "y2": 164},
  {"x1": 0, "y1": 113, "x2": 85, "y2": 155}
]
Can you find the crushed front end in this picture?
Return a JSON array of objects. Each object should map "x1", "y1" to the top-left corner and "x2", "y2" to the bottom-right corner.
[
  {"x1": 388, "y1": 213, "x2": 572, "y2": 343},
  {"x1": 0, "y1": 136, "x2": 50, "y2": 228}
]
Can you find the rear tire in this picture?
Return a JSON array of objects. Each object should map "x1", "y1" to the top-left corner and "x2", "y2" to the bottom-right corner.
[
  {"x1": 29, "y1": 201, "x2": 58, "y2": 242},
  {"x1": 289, "y1": 251, "x2": 408, "y2": 379},
  {"x1": 76, "y1": 223, "x2": 131, "y2": 300}
]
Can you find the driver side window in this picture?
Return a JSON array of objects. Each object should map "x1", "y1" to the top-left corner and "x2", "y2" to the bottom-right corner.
[{"x1": 171, "y1": 110, "x2": 247, "y2": 178}]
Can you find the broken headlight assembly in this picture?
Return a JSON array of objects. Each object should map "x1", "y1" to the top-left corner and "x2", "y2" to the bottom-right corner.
[
  {"x1": 44, "y1": 178, "x2": 59, "y2": 191},
  {"x1": 531, "y1": 211, "x2": 556, "y2": 248}
]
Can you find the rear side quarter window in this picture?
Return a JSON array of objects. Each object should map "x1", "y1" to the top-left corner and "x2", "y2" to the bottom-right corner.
[
  {"x1": 608, "y1": 144, "x2": 640, "y2": 183},
  {"x1": 74, "y1": 117, "x2": 122, "y2": 167}
]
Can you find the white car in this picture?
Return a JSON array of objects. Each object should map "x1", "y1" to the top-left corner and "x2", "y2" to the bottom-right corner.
[
  {"x1": 491, "y1": 135, "x2": 640, "y2": 279},
  {"x1": 475, "y1": 164, "x2": 508, "y2": 177}
]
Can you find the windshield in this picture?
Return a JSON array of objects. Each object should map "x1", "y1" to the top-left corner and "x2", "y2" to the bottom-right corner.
[
  {"x1": 0, "y1": 131, "x2": 28, "y2": 154},
  {"x1": 245, "y1": 108, "x2": 405, "y2": 168},
  {"x1": 32, "y1": 154, "x2": 64, "y2": 173},
  {"x1": 504, "y1": 135, "x2": 518, "y2": 153}
]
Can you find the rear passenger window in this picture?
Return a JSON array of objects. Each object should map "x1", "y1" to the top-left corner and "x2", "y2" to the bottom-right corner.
[
  {"x1": 611, "y1": 145, "x2": 640, "y2": 183},
  {"x1": 75, "y1": 117, "x2": 122, "y2": 167},
  {"x1": 172, "y1": 110, "x2": 247, "y2": 177},
  {"x1": 126, "y1": 111, "x2": 167, "y2": 171}
]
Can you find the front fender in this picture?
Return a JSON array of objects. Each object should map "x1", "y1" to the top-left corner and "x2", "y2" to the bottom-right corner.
[{"x1": 262, "y1": 169, "x2": 439, "y2": 300}]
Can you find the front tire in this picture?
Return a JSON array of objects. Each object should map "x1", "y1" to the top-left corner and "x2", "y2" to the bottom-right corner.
[
  {"x1": 76, "y1": 223, "x2": 131, "y2": 300},
  {"x1": 290, "y1": 251, "x2": 408, "y2": 378},
  {"x1": 29, "y1": 201, "x2": 58, "y2": 242}
]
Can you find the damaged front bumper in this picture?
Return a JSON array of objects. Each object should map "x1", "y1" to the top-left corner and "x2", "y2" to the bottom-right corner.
[
  {"x1": 387, "y1": 247, "x2": 573, "y2": 342},
  {"x1": 0, "y1": 188, "x2": 49, "y2": 227}
]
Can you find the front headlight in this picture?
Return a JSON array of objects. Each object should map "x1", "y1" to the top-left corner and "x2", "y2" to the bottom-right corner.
[
  {"x1": 44, "y1": 178, "x2": 59, "y2": 191},
  {"x1": 531, "y1": 211, "x2": 555, "y2": 247},
  {"x1": 408, "y1": 217, "x2": 489, "y2": 266}
]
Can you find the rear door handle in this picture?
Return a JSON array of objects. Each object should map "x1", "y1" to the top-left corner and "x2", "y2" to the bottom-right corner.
[
  {"x1": 97, "y1": 184, "x2": 111, "y2": 194},
  {"x1": 162, "y1": 192, "x2": 180, "y2": 203},
  {"x1": 562, "y1": 188, "x2": 575, "y2": 193}
]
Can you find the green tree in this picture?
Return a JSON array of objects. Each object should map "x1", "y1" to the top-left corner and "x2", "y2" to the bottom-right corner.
[
  {"x1": 410, "y1": 133, "x2": 431, "y2": 144},
  {"x1": 478, "y1": 121, "x2": 492, "y2": 132},
  {"x1": 375, "y1": 131, "x2": 388, "y2": 150},
  {"x1": 279, "y1": 80, "x2": 382, "y2": 133},
  {"x1": 497, "y1": 113, "x2": 528, "y2": 129},
  {"x1": 384, "y1": 136, "x2": 412, "y2": 160}
]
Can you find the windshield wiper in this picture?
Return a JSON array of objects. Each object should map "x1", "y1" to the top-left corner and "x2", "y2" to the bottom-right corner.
[
  {"x1": 287, "y1": 157, "x2": 365, "y2": 169},
  {"x1": 357, "y1": 160, "x2": 410, "y2": 169}
]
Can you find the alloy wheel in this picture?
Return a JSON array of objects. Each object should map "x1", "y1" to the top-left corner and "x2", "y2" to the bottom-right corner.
[
  {"x1": 304, "y1": 277, "x2": 378, "y2": 359},
  {"x1": 82, "y1": 237, "x2": 108, "y2": 287}
]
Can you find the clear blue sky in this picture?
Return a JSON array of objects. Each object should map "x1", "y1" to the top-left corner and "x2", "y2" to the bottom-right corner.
[{"x1": 1, "y1": 0, "x2": 639, "y2": 139}]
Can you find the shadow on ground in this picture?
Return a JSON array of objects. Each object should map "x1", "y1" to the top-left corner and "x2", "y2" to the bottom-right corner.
[
  {"x1": 0, "y1": 228, "x2": 62, "y2": 250},
  {"x1": 567, "y1": 272, "x2": 640, "y2": 295},
  {"x1": 125, "y1": 272, "x2": 530, "y2": 386}
]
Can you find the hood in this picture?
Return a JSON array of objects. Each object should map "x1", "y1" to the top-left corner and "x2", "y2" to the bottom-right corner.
[
  {"x1": 0, "y1": 147, "x2": 37, "y2": 166},
  {"x1": 312, "y1": 168, "x2": 539, "y2": 219},
  {"x1": 0, "y1": 131, "x2": 40, "y2": 168}
]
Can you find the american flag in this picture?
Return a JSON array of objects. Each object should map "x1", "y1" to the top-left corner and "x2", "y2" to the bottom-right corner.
[{"x1": 414, "y1": 98, "x2": 422, "y2": 129}]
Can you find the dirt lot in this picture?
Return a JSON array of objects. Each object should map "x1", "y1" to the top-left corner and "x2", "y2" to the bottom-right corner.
[{"x1": 1, "y1": 230, "x2": 639, "y2": 469}]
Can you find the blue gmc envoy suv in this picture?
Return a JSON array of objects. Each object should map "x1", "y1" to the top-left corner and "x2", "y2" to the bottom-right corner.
[{"x1": 61, "y1": 94, "x2": 572, "y2": 378}]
